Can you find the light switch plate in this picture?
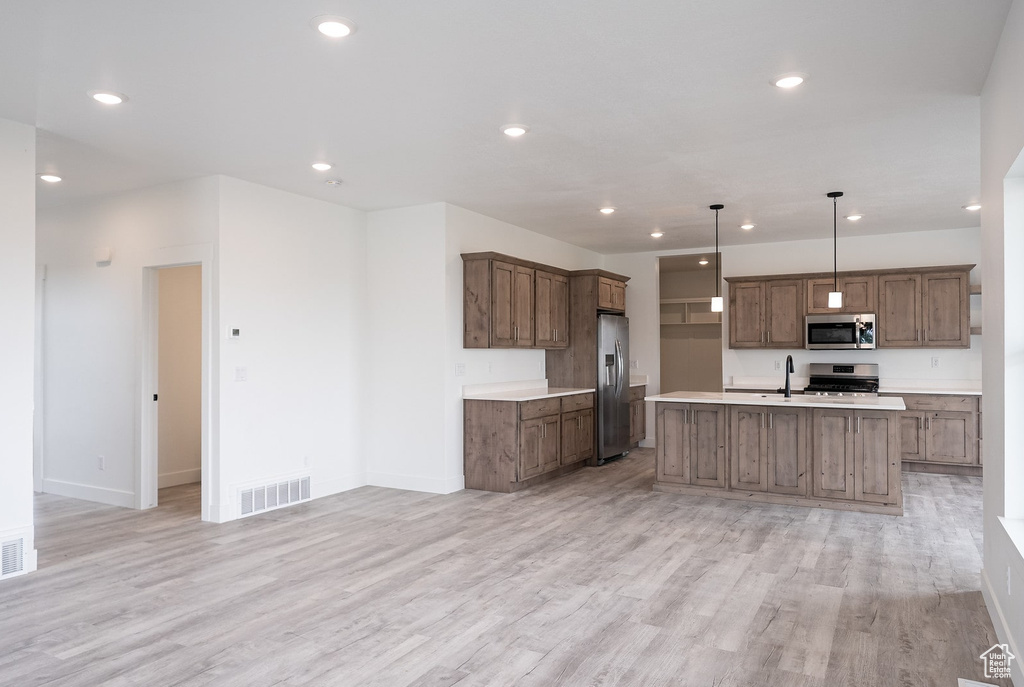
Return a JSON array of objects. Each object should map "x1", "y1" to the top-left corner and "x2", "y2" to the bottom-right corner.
[
  {"x1": 454, "y1": 363, "x2": 465, "y2": 377},
  {"x1": 235, "y1": 366, "x2": 247, "y2": 382}
]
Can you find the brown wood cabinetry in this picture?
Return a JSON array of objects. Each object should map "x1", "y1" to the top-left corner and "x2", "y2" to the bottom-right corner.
[
  {"x1": 730, "y1": 405, "x2": 809, "y2": 495},
  {"x1": 728, "y1": 279, "x2": 804, "y2": 348},
  {"x1": 464, "y1": 392, "x2": 596, "y2": 492},
  {"x1": 598, "y1": 277, "x2": 626, "y2": 311},
  {"x1": 462, "y1": 253, "x2": 571, "y2": 350},
  {"x1": 629, "y1": 385, "x2": 646, "y2": 446},
  {"x1": 654, "y1": 403, "x2": 726, "y2": 488},
  {"x1": 882, "y1": 393, "x2": 981, "y2": 475},
  {"x1": 727, "y1": 264, "x2": 974, "y2": 350},
  {"x1": 811, "y1": 408, "x2": 900, "y2": 506},
  {"x1": 807, "y1": 275, "x2": 877, "y2": 314}
]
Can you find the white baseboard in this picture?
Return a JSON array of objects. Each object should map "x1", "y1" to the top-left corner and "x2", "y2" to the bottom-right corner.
[
  {"x1": 42, "y1": 479, "x2": 134, "y2": 508},
  {"x1": 312, "y1": 473, "x2": 367, "y2": 499},
  {"x1": 980, "y1": 566, "x2": 1024, "y2": 685},
  {"x1": 366, "y1": 471, "x2": 459, "y2": 494},
  {"x1": 158, "y1": 468, "x2": 201, "y2": 489}
]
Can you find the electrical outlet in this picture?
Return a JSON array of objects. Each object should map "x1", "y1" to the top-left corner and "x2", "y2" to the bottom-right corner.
[
  {"x1": 235, "y1": 366, "x2": 247, "y2": 382},
  {"x1": 454, "y1": 363, "x2": 465, "y2": 377},
  {"x1": 774, "y1": 360, "x2": 781, "y2": 371},
  {"x1": 630, "y1": 359, "x2": 639, "y2": 370},
  {"x1": 97, "y1": 455, "x2": 105, "y2": 471},
  {"x1": 931, "y1": 357, "x2": 940, "y2": 369}
]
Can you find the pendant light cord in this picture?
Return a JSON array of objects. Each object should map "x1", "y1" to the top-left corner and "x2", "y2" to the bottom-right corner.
[
  {"x1": 715, "y1": 208, "x2": 721, "y2": 298},
  {"x1": 833, "y1": 196, "x2": 838, "y2": 291}
]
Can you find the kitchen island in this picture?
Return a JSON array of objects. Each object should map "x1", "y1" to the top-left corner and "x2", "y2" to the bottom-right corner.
[{"x1": 646, "y1": 391, "x2": 907, "y2": 515}]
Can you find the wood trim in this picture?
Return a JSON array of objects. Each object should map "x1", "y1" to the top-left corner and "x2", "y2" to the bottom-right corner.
[
  {"x1": 901, "y1": 461, "x2": 982, "y2": 477},
  {"x1": 651, "y1": 482, "x2": 903, "y2": 516},
  {"x1": 725, "y1": 264, "x2": 976, "y2": 284},
  {"x1": 460, "y1": 252, "x2": 571, "y2": 276},
  {"x1": 566, "y1": 268, "x2": 631, "y2": 282}
]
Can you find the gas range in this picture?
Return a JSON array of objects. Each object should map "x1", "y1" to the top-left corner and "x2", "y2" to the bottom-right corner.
[{"x1": 803, "y1": 363, "x2": 879, "y2": 397}]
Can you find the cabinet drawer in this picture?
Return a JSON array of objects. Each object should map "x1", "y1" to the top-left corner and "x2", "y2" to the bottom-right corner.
[
  {"x1": 520, "y1": 398, "x2": 562, "y2": 420},
  {"x1": 629, "y1": 385, "x2": 646, "y2": 402},
  {"x1": 561, "y1": 393, "x2": 594, "y2": 413},
  {"x1": 885, "y1": 394, "x2": 979, "y2": 413}
]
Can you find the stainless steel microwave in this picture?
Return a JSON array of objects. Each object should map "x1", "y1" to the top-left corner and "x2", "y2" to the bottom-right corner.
[{"x1": 806, "y1": 314, "x2": 876, "y2": 350}]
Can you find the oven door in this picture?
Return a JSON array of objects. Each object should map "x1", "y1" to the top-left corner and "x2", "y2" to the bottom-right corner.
[{"x1": 805, "y1": 315, "x2": 876, "y2": 350}]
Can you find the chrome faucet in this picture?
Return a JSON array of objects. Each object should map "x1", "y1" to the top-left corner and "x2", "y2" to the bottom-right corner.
[{"x1": 784, "y1": 355, "x2": 795, "y2": 398}]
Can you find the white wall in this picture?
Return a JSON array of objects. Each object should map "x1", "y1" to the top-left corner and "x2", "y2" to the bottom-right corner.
[
  {"x1": 157, "y1": 265, "x2": 202, "y2": 488},
  {"x1": 444, "y1": 204, "x2": 606, "y2": 490},
  {"x1": 0, "y1": 118, "x2": 38, "y2": 577},
  {"x1": 216, "y1": 176, "x2": 367, "y2": 519},
  {"x1": 980, "y1": 1, "x2": 1024, "y2": 681},
  {"x1": 37, "y1": 177, "x2": 220, "y2": 508},
  {"x1": 605, "y1": 226, "x2": 983, "y2": 443}
]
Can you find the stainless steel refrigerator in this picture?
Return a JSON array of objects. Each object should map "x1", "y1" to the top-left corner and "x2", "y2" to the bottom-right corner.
[{"x1": 596, "y1": 314, "x2": 630, "y2": 464}]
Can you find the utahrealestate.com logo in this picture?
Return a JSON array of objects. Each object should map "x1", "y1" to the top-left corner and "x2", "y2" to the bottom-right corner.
[{"x1": 980, "y1": 643, "x2": 1014, "y2": 679}]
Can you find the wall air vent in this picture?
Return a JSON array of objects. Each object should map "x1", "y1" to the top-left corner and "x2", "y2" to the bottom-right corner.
[
  {"x1": 239, "y1": 476, "x2": 311, "y2": 518},
  {"x1": 1, "y1": 539, "x2": 24, "y2": 578}
]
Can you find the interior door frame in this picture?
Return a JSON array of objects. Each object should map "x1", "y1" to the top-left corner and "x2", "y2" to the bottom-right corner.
[{"x1": 138, "y1": 244, "x2": 215, "y2": 521}]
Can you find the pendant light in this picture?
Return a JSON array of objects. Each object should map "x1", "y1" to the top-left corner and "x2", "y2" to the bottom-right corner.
[
  {"x1": 710, "y1": 204, "x2": 724, "y2": 313},
  {"x1": 826, "y1": 191, "x2": 844, "y2": 309}
]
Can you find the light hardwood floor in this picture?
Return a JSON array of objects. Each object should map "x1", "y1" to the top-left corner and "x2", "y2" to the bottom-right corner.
[{"x1": 0, "y1": 450, "x2": 1010, "y2": 686}]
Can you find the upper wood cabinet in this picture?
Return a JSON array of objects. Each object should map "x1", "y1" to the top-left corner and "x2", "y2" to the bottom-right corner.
[
  {"x1": 728, "y1": 278, "x2": 803, "y2": 348},
  {"x1": 727, "y1": 264, "x2": 973, "y2": 349},
  {"x1": 535, "y1": 270, "x2": 569, "y2": 349},
  {"x1": 807, "y1": 275, "x2": 876, "y2": 314},
  {"x1": 462, "y1": 253, "x2": 572, "y2": 350},
  {"x1": 598, "y1": 277, "x2": 626, "y2": 311}
]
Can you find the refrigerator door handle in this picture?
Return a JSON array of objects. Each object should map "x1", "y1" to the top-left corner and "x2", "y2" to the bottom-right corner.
[{"x1": 614, "y1": 340, "x2": 624, "y2": 395}]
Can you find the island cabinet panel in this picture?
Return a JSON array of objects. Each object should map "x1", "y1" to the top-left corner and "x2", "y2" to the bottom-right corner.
[
  {"x1": 730, "y1": 407, "x2": 768, "y2": 491},
  {"x1": 922, "y1": 272, "x2": 970, "y2": 347},
  {"x1": 878, "y1": 274, "x2": 923, "y2": 347},
  {"x1": 812, "y1": 409, "x2": 856, "y2": 500},
  {"x1": 854, "y1": 411, "x2": 901, "y2": 505},
  {"x1": 690, "y1": 405, "x2": 727, "y2": 487},
  {"x1": 765, "y1": 279, "x2": 805, "y2": 348},
  {"x1": 766, "y1": 407, "x2": 808, "y2": 496},
  {"x1": 656, "y1": 404, "x2": 690, "y2": 484}
]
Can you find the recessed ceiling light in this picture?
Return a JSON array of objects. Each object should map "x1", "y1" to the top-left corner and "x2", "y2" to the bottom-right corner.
[
  {"x1": 38, "y1": 174, "x2": 62, "y2": 183},
  {"x1": 502, "y1": 125, "x2": 529, "y2": 137},
  {"x1": 963, "y1": 204, "x2": 982, "y2": 211},
  {"x1": 599, "y1": 207, "x2": 616, "y2": 215},
  {"x1": 311, "y1": 162, "x2": 332, "y2": 171},
  {"x1": 740, "y1": 223, "x2": 755, "y2": 230},
  {"x1": 312, "y1": 16, "x2": 357, "y2": 38},
  {"x1": 698, "y1": 257, "x2": 709, "y2": 265},
  {"x1": 650, "y1": 231, "x2": 664, "y2": 238},
  {"x1": 89, "y1": 91, "x2": 127, "y2": 105},
  {"x1": 845, "y1": 214, "x2": 863, "y2": 221},
  {"x1": 325, "y1": 179, "x2": 343, "y2": 186},
  {"x1": 773, "y1": 73, "x2": 806, "y2": 89}
]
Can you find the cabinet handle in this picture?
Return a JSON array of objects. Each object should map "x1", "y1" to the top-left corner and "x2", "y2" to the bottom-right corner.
[
  {"x1": 857, "y1": 416, "x2": 861, "y2": 434},
  {"x1": 917, "y1": 329, "x2": 921, "y2": 342},
  {"x1": 542, "y1": 423, "x2": 545, "y2": 438},
  {"x1": 767, "y1": 331, "x2": 771, "y2": 345},
  {"x1": 918, "y1": 416, "x2": 923, "y2": 430},
  {"x1": 847, "y1": 416, "x2": 852, "y2": 433},
  {"x1": 769, "y1": 413, "x2": 773, "y2": 429},
  {"x1": 926, "y1": 417, "x2": 931, "y2": 430},
  {"x1": 683, "y1": 409, "x2": 688, "y2": 424}
]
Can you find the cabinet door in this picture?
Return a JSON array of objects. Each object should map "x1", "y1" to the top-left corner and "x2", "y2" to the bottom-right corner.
[
  {"x1": 561, "y1": 411, "x2": 581, "y2": 465},
  {"x1": 878, "y1": 274, "x2": 922, "y2": 347},
  {"x1": 898, "y1": 412, "x2": 928, "y2": 462},
  {"x1": 730, "y1": 406, "x2": 767, "y2": 491},
  {"x1": 729, "y1": 282, "x2": 765, "y2": 348},
  {"x1": 656, "y1": 404, "x2": 690, "y2": 484},
  {"x1": 535, "y1": 271, "x2": 569, "y2": 349},
  {"x1": 922, "y1": 272, "x2": 970, "y2": 347},
  {"x1": 598, "y1": 277, "x2": 626, "y2": 311},
  {"x1": 840, "y1": 275, "x2": 877, "y2": 313},
  {"x1": 611, "y1": 281, "x2": 626, "y2": 310},
  {"x1": 690, "y1": 405, "x2": 727, "y2": 488},
  {"x1": 634, "y1": 399, "x2": 646, "y2": 443},
  {"x1": 552, "y1": 273, "x2": 569, "y2": 347},
  {"x1": 807, "y1": 278, "x2": 837, "y2": 314},
  {"x1": 628, "y1": 400, "x2": 638, "y2": 444},
  {"x1": 513, "y1": 265, "x2": 535, "y2": 347},
  {"x1": 854, "y1": 411, "x2": 901, "y2": 504},
  {"x1": 765, "y1": 279, "x2": 804, "y2": 348},
  {"x1": 540, "y1": 415, "x2": 561, "y2": 472},
  {"x1": 924, "y1": 412, "x2": 978, "y2": 464},
  {"x1": 767, "y1": 407, "x2": 808, "y2": 496},
  {"x1": 578, "y1": 408, "x2": 595, "y2": 460},
  {"x1": 491, "y1": 261, "x2": 517, "y2": 347},
  {"x1": 811, "y1": 409, "x2": 855, "y2": 499},
  {"x1": 519, "y1": 417, "x2": 544, "y2": 479}
]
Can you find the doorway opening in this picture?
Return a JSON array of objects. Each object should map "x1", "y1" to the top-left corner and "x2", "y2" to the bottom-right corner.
[
  {"x1": 658, "y1": 254, "x2": 723, "y2": 393},
  {"x1": 155, "y1": 265, "x2": 203, "y2": 512}
]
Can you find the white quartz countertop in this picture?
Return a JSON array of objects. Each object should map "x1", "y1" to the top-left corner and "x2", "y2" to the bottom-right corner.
[
  {"x1": 725, "y1": 376, "x2": 981, "y2": 396},
  {"x1": 646, "y1": 391, "x2": 907, "y2": 411},
  {"x1": 464, "y1": 387, "x2": 596, "y2": 402}
]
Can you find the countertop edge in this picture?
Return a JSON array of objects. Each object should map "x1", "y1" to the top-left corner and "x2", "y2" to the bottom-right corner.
[
  {"x1": 464, "y1": 387, "x2": 597, "y2": 402},
  {"x1": 646, "y1": 393, "x2": 906, "y2": 411}
]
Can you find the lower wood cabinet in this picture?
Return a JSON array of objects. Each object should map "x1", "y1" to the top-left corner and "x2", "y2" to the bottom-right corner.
[
  {"x1": 464, "y1": 392, "x2": 596, "y2": 492},
  {"x1": 883, "y1": 393, "x2": 981, "y2": 475},
  {"x1": 629, "y1": 385, "x2": 647, "y2": 446},
  {"x1": 655, "y1": 403, "x2": 726, "y2": 488},
  {"x1": 654, "y1": 401, "x2": 902, "y2": 513}
]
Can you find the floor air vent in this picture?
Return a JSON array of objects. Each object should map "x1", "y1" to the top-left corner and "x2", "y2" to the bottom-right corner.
[
  {"x1": 1, "y1": 538, "x2": 24, "y2": 578},
  {"x1": 239, "y1": 477, "x2": 311, "y2": 517}
]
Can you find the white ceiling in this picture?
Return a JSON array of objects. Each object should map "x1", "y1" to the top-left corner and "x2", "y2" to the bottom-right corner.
[{"x1": 2, "y1": 0, "x2": 1011, "y2": 253}]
